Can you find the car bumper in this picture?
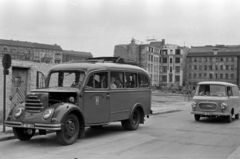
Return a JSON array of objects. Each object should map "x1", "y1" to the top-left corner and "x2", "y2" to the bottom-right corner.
[
  {"x1": 4, "y1": 120, "x2": 62, "y2": 130},
  {"x1": 191, "y1": 111, "x2": 230, "y2": 116}
]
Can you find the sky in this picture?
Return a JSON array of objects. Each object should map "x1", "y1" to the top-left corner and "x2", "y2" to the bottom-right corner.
[{"x1": 1, "y1": 0, "x2": 240, "y2": 57}]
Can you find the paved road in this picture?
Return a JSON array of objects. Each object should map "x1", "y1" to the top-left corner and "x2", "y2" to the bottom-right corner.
[{"x1": 1, "y1": 101, "x2": 240, "y2": 158}]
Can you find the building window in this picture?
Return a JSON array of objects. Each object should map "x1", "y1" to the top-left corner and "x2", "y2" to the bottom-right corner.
[
  {"x1": 226, "y1": 57, "x2": 228, "y2": 62},
  {"x1": 231, "y1": 74, "x2": 234, "y2": 79},
  {"x1": 205, "y1": 58, "x2": 207, "y2": 62},
  {"x1": 220, "y1": 74, "x2": 223, "y2": 79},
  {"x1": 204, "y1": 65, "x2": 207, "y2": 70},
  {"x1": 204, "y1": 73, "x2": 207, "y2": 78},
  {"x1": 231, "y1": 65, "x2": 234, "y2": 70},
  {"x1": 189, "y1": 73, "x2": 191, "y2": 78},
  {"x1": 175, "y1": 49, "x2": 181, "y2": 55},
  {"x1": 232, "y1": 57, "x2": 235, "y2": 62},
  {"x1": 175, "y1": 66, "x2": 180, "y2": 73},
  {"x1": 194, "y1": 65, "x2": 197, "y2": 70},
  {"x1": 210, "y1": 73, "x2": 212, "y2": 79},
  {"x1": 175, "y1": 75, "x2": 180, "y2": 82},
  {"x1": 194, "y1": 73, "x2": 197, "y2": 78},
  {"x1": 220, "y1": 58, "x2": 223, "y2": 62},
  {"x1": 163, "y1": 66, "x2": 167, "y2": 73},
  {"x1": 170, "y1": 66, "x2": 172, "y2": 72},
  {"x1": 215, "y1": 65, "x2": 218, "y2": 70},
  {"x1": 162, "y1": 75, "x2": 167, "y2": 82},
  {"x1": 215, "y1": 74, "x2": 218, "y2": 79},
  {"x1": 226, "y1": 65, "x2": 229, "y2": 70},
  {"x1": 199, "y1": 73, "x2": 202, "y2": 78},
  {"x1": 209, "y1": 65, "x2": 212, "y2": 70},
  {"x1": 170, "y1": 58, "x2": 172, "y2": 63},
  {"x1": 216, "y1": 58, "x2": 218, "y2": 62},
  {"x1": 199, "y1": 65, "x2": 202, "y2": 70},
  {"x1": 194, "y1": 58, "x2": 197, "y2": 62},
  {"x1": 169, "y1": 75, "x2": 172, "y2": 82},
  {"x1": 163, "y1": 58, "x2": 168, "y2": 63},
  {"x1": 220, "y1": 65, "x2": 223, "y2": 70},
  {"x1": 159, "y1": 57, "x2": 161, "y2": 63},
  {"x1": 226, "y1": 74, "x2": 228, "y2": 79},
  {"x1": 175, "y1": 57, "x2": 180, "y2": 63}
]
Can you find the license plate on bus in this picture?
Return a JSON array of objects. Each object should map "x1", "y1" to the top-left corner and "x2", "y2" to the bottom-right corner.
[
  {"x1": 203, "y1": 112, "x2": 212, "y2": 115},
  {"x1": 21, "y1": 123, "x2": 35, "y2": 128}
]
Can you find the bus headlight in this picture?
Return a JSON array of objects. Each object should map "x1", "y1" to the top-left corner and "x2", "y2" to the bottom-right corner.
[
  {"x1": 43, "y1": 108, "x2": 54, "y2": 120},
  {"x1": 221, "y1": 103, "x2": 227, "y2": 110},
  {"x1": 14, "y1": 108, "x2": 23, "y2": 118}
]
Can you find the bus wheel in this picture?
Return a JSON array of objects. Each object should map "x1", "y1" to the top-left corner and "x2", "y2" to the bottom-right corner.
[
  {"x1": 57, "y1": 114, "x2": 79, "y2": 145},
  {"x1": 194, "y1": 115, "x2": 200, "y2": 121},
  {"x1": 121, "y1": 120, "x2": 129, "y2": 130},
  {"x1": 122, "y1": 109, "x2": 140, "y2": 131},
  {"x1": 235, "y1": 113, "x2": 239, "y2": 119},
  {"x1": 13, "y1": 128, "x2": 35, "y2": 141}
]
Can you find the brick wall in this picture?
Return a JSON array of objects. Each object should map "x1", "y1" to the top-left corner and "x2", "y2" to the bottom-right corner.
[{"x1": 0, "y1": 58, "x2": 55, "y2": 122}]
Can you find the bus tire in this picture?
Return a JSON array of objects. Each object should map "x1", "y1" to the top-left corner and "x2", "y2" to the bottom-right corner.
[
  {"x1": 123, "y1": 109, "x2": 140, "y2": 131},
  {"x1": 57, "y1": 114, "x2": 79, "y2": 145}
]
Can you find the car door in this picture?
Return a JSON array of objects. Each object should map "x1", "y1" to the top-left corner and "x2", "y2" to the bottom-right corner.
[{"x1": 83, "y1": 71, "x2": 110, "y2": 124}]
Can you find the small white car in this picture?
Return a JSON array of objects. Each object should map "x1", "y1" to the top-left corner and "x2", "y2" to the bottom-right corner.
[{"x1": 191, "y1": 81, "x2": 240, "y2": 123}]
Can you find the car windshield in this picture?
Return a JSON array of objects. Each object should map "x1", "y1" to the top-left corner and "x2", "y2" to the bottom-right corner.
[
  {"x1": 195, "y1": 84, "x2": 226, "y2": 96},
  {"x1": 48, "y1": 70, "x2": 85, "y2": 88}
]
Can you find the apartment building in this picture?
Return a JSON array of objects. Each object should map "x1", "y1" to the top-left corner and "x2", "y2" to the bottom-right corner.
[
  {"x1": 186, "y1": 45, "x2": 240, "y2": 90},
  {"x1": 114, "y1": 39, "x2": 162, "y2": 86},
  {"x1": 160, "y1": 44, "x2": 189, "y2": 89}
]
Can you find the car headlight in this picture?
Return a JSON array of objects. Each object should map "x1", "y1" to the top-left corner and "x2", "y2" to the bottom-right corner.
[
  {"x1": 191, "y1": 102, "x2": 197, "y2": 108},
  {"x1": 14, "y1": 108, "x2": 23, "y2": 118},
  {"x1": 221, "y1": 103, "x2": 227, "y2": 110},
  {"x1": 43, "y1": 108, "x2": 54, "y2": 120}
]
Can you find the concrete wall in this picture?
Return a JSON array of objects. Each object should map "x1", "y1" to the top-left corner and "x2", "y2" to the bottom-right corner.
[{"x1": 0, "y1": 58, "x2": 55, "y2": 121}]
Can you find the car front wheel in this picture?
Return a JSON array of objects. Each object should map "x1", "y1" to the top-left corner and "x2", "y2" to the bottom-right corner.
[
  {"x1": 57, "y1": 114, "x2": 79, "y2": 145},
  {"x1": 194, "y1": 115, "x2": 200, "y2": 121}
]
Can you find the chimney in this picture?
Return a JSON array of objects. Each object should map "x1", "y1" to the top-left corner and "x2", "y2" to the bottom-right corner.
[{"x1": 162, "y1": 39, "x2": 165, "y2": 45}]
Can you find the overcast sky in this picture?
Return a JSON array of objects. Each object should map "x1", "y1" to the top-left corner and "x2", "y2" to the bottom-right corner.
[{"x1": 1, "y1": 0, "x2": 240, "y2": 57}]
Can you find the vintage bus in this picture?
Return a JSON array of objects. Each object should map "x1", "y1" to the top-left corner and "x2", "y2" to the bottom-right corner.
[{"x1": 5, "y1": 57, "x2": 152, "y2": 145}]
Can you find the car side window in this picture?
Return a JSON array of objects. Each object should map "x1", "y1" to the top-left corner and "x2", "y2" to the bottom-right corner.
[
  {"x1": 232, "y1": 86, "x2": 239, "y2": 96},
  {"x1": 227, "y1": 87, "x2": 232, "y2": 96}
]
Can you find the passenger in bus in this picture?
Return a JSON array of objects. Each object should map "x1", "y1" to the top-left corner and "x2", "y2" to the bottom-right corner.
[{"x1": 110, "y1": 76, "x2": 117, "y2": 89}]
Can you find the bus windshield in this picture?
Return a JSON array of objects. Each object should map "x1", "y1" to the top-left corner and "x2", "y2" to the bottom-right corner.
[{"x1": 48, "y1": 70, "x2": 85, "y2": 88}]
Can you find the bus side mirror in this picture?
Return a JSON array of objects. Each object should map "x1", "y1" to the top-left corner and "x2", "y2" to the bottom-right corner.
[{"x1": 36, "y1": 71, "x2": 46, "y2": 89}]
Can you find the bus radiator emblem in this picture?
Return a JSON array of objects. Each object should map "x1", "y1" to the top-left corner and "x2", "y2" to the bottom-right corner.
[{"x1": 96, "y1": 96, "x2": 99, "y2": 105}]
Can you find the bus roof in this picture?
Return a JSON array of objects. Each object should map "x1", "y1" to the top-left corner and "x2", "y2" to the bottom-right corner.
[
  {"x1": 49, "y1": 62, "x2": 148, "y2": 74},
  {"x1": 197, "y1": 81, "x2": 237, "y2": 87}
]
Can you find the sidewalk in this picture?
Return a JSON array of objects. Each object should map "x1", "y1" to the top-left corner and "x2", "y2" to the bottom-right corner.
[{"x1": 0, "y1": 93, "x2": 191, "y2": 142}]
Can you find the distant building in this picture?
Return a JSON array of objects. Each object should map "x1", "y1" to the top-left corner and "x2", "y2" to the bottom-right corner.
[
  {"x1": 32, "y1": 43, "x2": 63, "y2": 63},
  {"x1": 114, "y1": 39, "x2": 162, "y2": 86},
  {"x1": 160, "y1": 44, "x2": 189, "y2": 89},
  {"x1": 114, "y1": 39, "x2": 189, "y2": 88},
  {"x1": 186, "y1": 45, "x2": 240, "y2": 90},
  {"x1": 0, "y1": 39, "x2": 34, "y2": 60},
  {"x1": 62, "y1": 50, "x2": 93, "y2": 62},
  {"x1": 0, "y1": 39, "x2": 92, "y2": 64}
]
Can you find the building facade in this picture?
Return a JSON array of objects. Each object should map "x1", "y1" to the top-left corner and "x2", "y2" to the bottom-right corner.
[
  {"x1": 62, "y1": 50, "x2": 93, "y2": 62},
  {"x1": 186, "y1": 45, "x2": 240, "y2": 90},
  {"x1": 114, "y1": 39, "x2": 162, "y2": 86},
  {"x1": 114, "y1": 39, "x2": 188, "y2": 88},
  {"x1": 160, "y1": 44, "x2": 189, "y2": 89}
]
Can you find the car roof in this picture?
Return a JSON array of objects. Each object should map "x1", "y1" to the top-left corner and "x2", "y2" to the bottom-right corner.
[
  {"x1": 49, "y1": 62, "x2": 148, "y2": 74},
  {"x1": 197, "y1": 81, "x2": 237, "y2": 87}
]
